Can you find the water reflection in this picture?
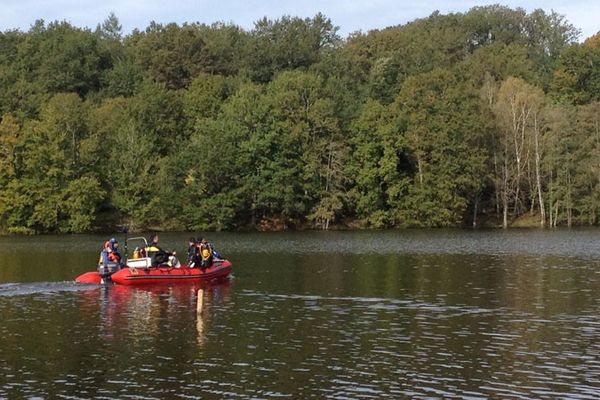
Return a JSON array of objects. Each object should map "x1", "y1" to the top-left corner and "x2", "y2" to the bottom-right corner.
[
  {"x1": 3, "y1": 231, "x2": 600, "y2": 398},
  {"x1": 75, "y1": 281, "x2": 232, "y2": 346},
  {"x1": 231, "y1": 290, "x2": 600, "y2": 399}
]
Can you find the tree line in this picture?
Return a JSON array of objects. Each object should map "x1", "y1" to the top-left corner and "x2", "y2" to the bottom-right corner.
[{"x1": 0, "y1": 6, "x2": 599, "y2": 233}]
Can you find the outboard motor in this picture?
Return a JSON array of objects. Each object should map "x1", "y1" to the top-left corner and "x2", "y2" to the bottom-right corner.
[{"x1": 98, "y1": 262, "x2": 121, "y2": 283}]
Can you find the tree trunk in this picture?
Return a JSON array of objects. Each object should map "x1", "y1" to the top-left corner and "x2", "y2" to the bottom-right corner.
[
  {"x1": 493, "y1": 152, "x2": 500, "y2": 218},
  {"x1": 567, "y1": 168, "x2": 572, "y2": 227},
  {"x1": 502, "y1": 150, "x2": 510, "y2": 229},
  {"x1": 473, "y1": 194, "x2": 479, "y2": 228},
  {"x1": 548, "y1": 171, "x2": 554, "y2": 228},
  {"x1": 533, "y1": 112, "x2": 545, "y2": 227},
  {"x1": 251, "y1": 192, "x2": 257, "y2": 227},
  {"x1": 511, "y1": 102, "x2": 524, "y2": 219},
  {"x1": 503, "y1": 197, "x2": 508, "y2": 229},
  {"x1": 417, "y1": 153, "x2": 424, "y2": 185}
]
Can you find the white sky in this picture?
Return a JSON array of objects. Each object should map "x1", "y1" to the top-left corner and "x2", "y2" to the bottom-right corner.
[{"x1": 1, "y1": 0, "x2": 598, "y2": 40}]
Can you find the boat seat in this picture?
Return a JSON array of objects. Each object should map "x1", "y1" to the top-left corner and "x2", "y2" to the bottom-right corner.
[{"x1": 127, "y1": 257, "x2": 152, "y2": 268}]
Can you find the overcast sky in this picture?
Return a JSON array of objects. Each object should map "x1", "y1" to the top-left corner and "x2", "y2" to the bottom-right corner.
[{"x1": 1, "y1": 0, "x2": 598, "y2": 40}]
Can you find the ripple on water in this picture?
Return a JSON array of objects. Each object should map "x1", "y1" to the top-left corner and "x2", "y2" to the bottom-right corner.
[
  {"x1": 224, "y1": 291, "x2": 600, "y2": 399},
  {"x1": 0, "y1": 281, "x2": 99, "y2": 297},
  {"x1": 2, "y1": 254, "x2": 600, "y2": 399}
]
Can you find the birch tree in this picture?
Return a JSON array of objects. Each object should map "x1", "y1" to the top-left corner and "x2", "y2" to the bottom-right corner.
[{"x1": 493, "y1": 77, "x2": 544, "y2": 227}]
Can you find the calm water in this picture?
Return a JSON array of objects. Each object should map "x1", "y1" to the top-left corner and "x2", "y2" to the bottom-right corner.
[{"x1": 2, "y1": 230, "x2": 600, "y2": 398}]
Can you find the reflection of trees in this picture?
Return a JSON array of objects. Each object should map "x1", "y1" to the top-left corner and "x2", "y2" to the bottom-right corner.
[{"x1": 495, "y1": 254, "x2": 594, "y2": 315}]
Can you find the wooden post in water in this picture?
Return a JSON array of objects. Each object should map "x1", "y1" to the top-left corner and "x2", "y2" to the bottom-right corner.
[
  {"x1": 196, "y1": 288, "x2": 205, "y2": 346},
  {"x1": 196, "y1": 288, "x2": 204, "y2": 315}
]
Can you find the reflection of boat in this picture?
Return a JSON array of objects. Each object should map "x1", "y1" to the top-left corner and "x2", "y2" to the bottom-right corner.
[
  {"x1": 75, "y1": 236, "x2": 233, "y2": 285},
  {"x1": 79, "y1": 280, "x2": 232, "y2": 343}
]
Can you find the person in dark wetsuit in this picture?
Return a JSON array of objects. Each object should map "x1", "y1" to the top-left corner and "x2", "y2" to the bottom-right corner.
[
  {"x1": 187, "y1": 237, "x2": 198, "y2": 267},
  {"x1": 145, "y1": 234, "x2": 173, "y2": 267}
]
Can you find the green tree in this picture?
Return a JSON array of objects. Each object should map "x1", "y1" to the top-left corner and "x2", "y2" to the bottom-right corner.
[
  {"x1": 551, "y1": 34, "x2": 600, "y2": 104},
  {"x1": 127, "y1": 22, "x2": 204, "y2": 89},
  {"x1": 247, "y1": 13, "x2": 340, "y2": 82},
  {"x1": 183, "y1": 73, "x2": 233, "y2": 125},
  {"x1": 523, "y1": 9, "x2": 580, "y2": 81},
  {"x1": 390, "y1": 68, "x2": 486, "y2": 226},
  {"x1": 1, "y1": 93, "x2": 106, "y2": 232},
  {"x1": 0, "y1": 114, "x2": 20, "y2": 184},
  {"x1": 129, "y1": 80, "x2": 184, "y2": 154},
  {"x1": 543, "y1": 104, "x2": 577, "y2": 226},
  {"x1": 95, "y1": 12, "x2": 122, "y2": 40},
  {"x1": 18, "y1": 21, "x2": 108, "y2": 96},
  {"x1": 566, "y1": 102, "x2": 600, "y2": 224},
  {"x1": 179, "y1": 82, "x2": 267, "y2": 229},
  {"x1": 267, "y1": 71, "x2": 347, "y2": 228},
  {"x1": 87, "y1": 96, "x2": 159, "y2": 228},
  {"x1": 347, "y1": 99, "x2": 398, "y2": 227}
]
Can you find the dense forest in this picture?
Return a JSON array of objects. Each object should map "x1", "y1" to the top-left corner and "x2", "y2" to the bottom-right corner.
[{"x1": 0, "y1": 6, "x2": 599, "y2": 233}]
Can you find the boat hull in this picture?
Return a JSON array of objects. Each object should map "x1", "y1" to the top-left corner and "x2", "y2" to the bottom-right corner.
[
  {"x1": 75, "y1": 271, "x2": 103, "y2": 284},
  {"x1": 75, "y1": 260, "x2": 233, "y2": 286}
]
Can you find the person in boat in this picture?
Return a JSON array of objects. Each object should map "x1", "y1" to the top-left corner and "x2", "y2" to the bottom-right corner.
[
  {"x1": 145, "y1": 234, "x2": 175, "y2": 267},
  {"x1": 101, "y1": 238, "x2": 123, "y2": 266},
  {"x1": 198, "y1": 238, "x2": 213, "y2": 270},
  {"x1": 187, "y1": 237, "x2": 198, "y2": 267}
]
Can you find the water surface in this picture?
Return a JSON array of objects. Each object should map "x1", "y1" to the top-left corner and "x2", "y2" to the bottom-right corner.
[{"x1": 1, "y1": 230, "x2": 600, "y2": 398}]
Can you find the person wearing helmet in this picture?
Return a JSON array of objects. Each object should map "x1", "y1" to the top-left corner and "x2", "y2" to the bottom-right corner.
[{"x1": 101, "y1": 238, "x2": 123, "y2": 266}]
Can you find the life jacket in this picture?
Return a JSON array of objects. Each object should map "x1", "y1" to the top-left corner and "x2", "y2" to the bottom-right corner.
[
  {"x1": 199, "y1": 243, "x2": 212, "y2": 261},
  {"x1": 145, "y1": 244, "x2": 161, "y2": 254},
  {"x1": 102, "y1": 239, "x2": 120, "y2": 263}
]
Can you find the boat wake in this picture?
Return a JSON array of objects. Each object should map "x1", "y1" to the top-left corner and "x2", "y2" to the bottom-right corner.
[{"x1": 0, "y1": 281, "x2": 100, "y2": 297}]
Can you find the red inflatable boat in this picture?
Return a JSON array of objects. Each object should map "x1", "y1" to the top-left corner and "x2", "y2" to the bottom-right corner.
[
  {"x1": 75, "y1": 259, "x2": 232, "y2": 285},
  {"x1": 75, "y1": 236, "x2": 232, "y2": 286}
]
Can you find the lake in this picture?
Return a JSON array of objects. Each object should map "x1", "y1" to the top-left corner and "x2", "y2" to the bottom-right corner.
[{"x1": 1, "y1": 229, "x2": 600, "y2": 398}]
